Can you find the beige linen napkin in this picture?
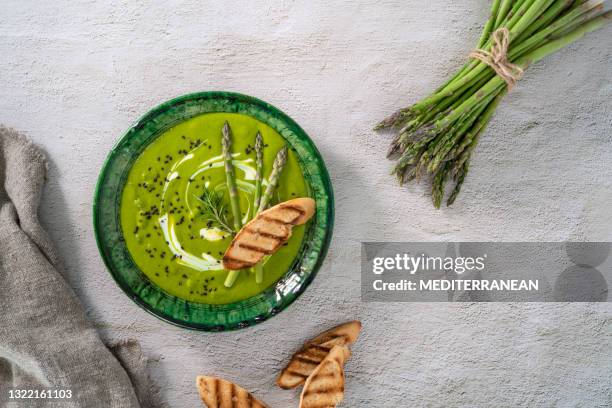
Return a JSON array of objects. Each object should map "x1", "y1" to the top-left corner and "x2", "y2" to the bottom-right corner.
[{"x1": 0, "y1": 126, "x2": 160, "y2": 408}]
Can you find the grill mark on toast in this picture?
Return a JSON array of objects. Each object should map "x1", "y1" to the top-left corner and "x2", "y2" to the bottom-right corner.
[
  {"x1": 307, "y1": 372, "x2": 337, "y2": 382},
  {"x1": 310, "y1": 344, "x2": 333, "y2": 352},
  {"x1": 281, "y1": 205, "x2": 306, "y2": 214},
  {"x1": 303, "y1": 384, "x2": 343, "y2": 396},
  {"x1": 286, "y1": 369, "x2": 309, "y2": 379},
  {"x1": 214, "y1": 378, "x2": 220, "y2": 407},
  {"x1": 259, "y1": 215, "x2": 289, "y2": 225},
  {"x1": 287, "y1": 365, "x2": 316, "y2": 377},
  {"x1": 243, "y1": 227, "x2": 286, "y2": 240},
  {"x1": 237, "y1": 243, "x2": 275, "y2": 255},
  {"x1": 223, "y1": 256, "x2": 249, "y2": 263},
  {"x1": 302, "y1": 348, "x2": 329, "y2": 360},
  {"x1": 281, "y1": 205, "x2": 306, "y2": 224},
  {"x1": 222, "y1": 256, "x2": 250, "y2": 268},
  {"x1": 295, "y1": 354, "x2": 323, "y2": 365}
]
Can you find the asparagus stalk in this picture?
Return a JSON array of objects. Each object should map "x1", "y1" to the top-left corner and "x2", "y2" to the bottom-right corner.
[
  {"x1": 222, "y1": 122, "x2": 243, "y2": 231},
  {"x1": 252, "y1": 132, "x2": 265, "y2": 284},
  {"x1": 253, "y1": 132, "x2": 264, "y2": 214},
  {"x1": 494, "y1": 0, "x2": 515, "y2": 29},
  {"x1": 221, "y1": 121, "x2": 243, "y2": 288},
  {"x1": 258, "y1": 146, "x2": 288, "y2": 212},
  {"x1": 254, "y1": 145, "x2": 288, "y2": 283},
  {"x1": 519, "y1": 10, "x2": 612, "y2": 65},
  {"x1": 478, "y1": 0, "x2": 502, "y2": 48},
  {"x1": 514, "y1": 0, "x2": 574, "y2": 43}
]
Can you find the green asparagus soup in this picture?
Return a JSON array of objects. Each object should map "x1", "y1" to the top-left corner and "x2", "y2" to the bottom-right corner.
[{"x1": 120, "y1": 113, "x2": 309, "y2": 304}]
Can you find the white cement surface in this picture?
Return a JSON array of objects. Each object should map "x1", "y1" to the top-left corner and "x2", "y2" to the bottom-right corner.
[{"x1": 1, "y1": 1, "x2": 611, "y2": 407}]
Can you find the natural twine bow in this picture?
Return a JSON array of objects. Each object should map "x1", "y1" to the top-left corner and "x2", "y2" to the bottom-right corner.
[{"x1": 469, "y1": 27, "x2": 524, "y2": 90}]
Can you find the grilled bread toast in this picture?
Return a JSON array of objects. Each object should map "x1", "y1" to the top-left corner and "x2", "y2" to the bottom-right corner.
[
  {"x1": 299, "y1": 345, "x2": 350, "y2": 408},
  {"x1": 196, "y1": 376, "x2": 268, "y2": 408},
  {"x1": 222, "y1": 197, "x2": 316, "y2": 270},
  {"x1": 277, "y1": 321, "x2": 361, "y2": 389}
]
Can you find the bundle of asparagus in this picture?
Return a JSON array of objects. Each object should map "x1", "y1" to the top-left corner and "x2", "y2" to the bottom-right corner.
[{"x1": 376, "y1": 0, "x2": 611, "y2": 208}]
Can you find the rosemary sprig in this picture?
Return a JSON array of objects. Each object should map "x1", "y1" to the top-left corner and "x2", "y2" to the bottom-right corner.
[{"x1": 197, "y1": 187, "x2": 234, "y2": 235}]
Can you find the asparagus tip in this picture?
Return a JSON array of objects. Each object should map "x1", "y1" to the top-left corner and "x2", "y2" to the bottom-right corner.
[
  {"x1": 255, "y1": 132, "x2": 263, "y2": 149},
  {"x1": 373, "y1": 122, "x2": 386, "y2": 131},
  {"x1": 222, "y1": 122, "x2": 231, "y2": 146},
  {"x1": 277, "y1": 145, "x2": 288, "y2": 164}
]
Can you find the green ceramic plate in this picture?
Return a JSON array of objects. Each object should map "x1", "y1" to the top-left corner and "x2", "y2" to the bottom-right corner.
[{"x1": 93, "y1": 92, "x2": 333, "y2": 331}]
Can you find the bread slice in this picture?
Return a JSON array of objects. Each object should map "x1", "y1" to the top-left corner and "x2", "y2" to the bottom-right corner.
[
  {"x1": 223, "y1": 197, "x2": 316, "y2": 270},
  {"x1": 299, "y1": 345, "x2": 350, "y2": 408},
  {"x1": 196, "y1": 376, "x2": 268, "y2": 408},
  {"x1": 277, "y1": 321, "x2": 361, "y2": 389}
]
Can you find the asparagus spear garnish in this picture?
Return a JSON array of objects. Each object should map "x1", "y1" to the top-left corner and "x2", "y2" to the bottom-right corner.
[
  {"x1": 258, "y1": 146, "x2": 288, "y2": 212},
  {"x1": 253, "y1": 132, "x2": 264, "y2": 214},
  {"x1": 222, "y1": 121, "x2": 243, "y2": 232},
  {"x1": 254, "y1": 145, "x2": 288, "y2": 283},
  {"x1": 221, "y1": 121, "x2": 243, "y2": 288},
  {"x1": 251, "y1": 132, "x2": 265, "y2": 283}
]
